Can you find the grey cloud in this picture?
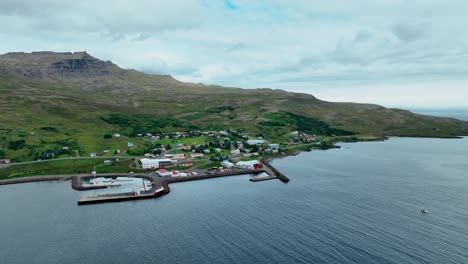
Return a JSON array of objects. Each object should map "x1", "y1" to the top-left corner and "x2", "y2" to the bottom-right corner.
[
  {"x1": 225, "y1": 43, "x2": 246, "y2": 53},
  {"x1": 354, "y1": 30, "x2": 373, "y2": 42},
  {"x1": 392, "y1": 21, "x2": 428, "y2": 42}
]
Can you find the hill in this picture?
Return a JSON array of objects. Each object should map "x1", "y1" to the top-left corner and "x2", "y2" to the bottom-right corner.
[{"x1": 0, "y1": 51, "x2": 467, "y2": 162}]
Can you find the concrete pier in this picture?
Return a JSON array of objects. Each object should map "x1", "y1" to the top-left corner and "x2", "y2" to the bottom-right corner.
[{"x1": 249, "y1": 175, "x2": 277, "y2": 182}]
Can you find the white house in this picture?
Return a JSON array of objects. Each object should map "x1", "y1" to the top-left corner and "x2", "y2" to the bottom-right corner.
[
  {"x1": 247, "y1": 139, "x2": 265, "y2": 145},
  {"x1": 140, "y1": 158, "x2": 172, "y2": 169},
  {"x1": 104, "y1": 160, "x2": 112, "y2": 165},
  {"x1": 164, "y1": 153, "x2": 186, "y2": 159},
  {"x1": 231, "y1": 149, "x2": 241, "y2": 155},
  {"x1": 221, "y1": 161, "x2": 234, "y2": 168},
  {"x1": 267, "y1": 144, "x2": 280, "y2": 150},
  {"x1": 190, "y1": 153, "x2": 204, "y2": 158}
]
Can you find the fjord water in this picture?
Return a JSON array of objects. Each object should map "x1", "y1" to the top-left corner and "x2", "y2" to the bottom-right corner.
[{"x1": 1, "y1": 138, "x2": 468, "y2": 264}]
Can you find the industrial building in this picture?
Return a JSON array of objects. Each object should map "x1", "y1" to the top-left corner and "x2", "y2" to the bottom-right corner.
[{"x1": 140, "y1": 158, "x2": 172, "y2": 169}]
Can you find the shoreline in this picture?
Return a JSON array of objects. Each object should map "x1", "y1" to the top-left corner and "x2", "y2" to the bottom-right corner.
[{"x1": 1, "y1": 135, "x2": 466, "y2": 187}]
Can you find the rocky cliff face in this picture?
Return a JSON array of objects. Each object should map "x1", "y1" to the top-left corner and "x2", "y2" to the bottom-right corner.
[{"x1": 0, "y1": 51, "x2": 124, "y2": 79}]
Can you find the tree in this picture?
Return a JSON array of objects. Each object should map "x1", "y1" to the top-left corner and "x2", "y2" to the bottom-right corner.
[
  {"x1": 103, "y1": 134, "x2": 112, "y2": 139},
  {"x1": 8, "y1": 140, "x2": 26, "y2": 150},
  {"x1": 0, "y1": 149, "x2": 5, "y2": 158}
]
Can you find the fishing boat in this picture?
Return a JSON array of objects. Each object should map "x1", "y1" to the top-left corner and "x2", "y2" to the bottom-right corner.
[{"x1": 421, "y1": 208, "x2": 428, "y2": 214}]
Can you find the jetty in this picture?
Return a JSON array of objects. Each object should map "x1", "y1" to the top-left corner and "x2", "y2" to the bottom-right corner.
[{"x1": 0, "y1": 160, "x2": 290, "y2": 206}]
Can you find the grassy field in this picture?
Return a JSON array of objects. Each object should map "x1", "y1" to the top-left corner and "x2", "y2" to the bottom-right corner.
[{"x1": 0, "y1": 158, "x2": 133, "y2": 179}]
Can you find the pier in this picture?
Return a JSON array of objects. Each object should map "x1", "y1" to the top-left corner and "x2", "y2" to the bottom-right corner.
[
  {"x1": 77, "y1": 169, "x2": 267, "y2": 205},
  {"x1": 0, "y1": 160, "x2": 290, "y2": 206}
]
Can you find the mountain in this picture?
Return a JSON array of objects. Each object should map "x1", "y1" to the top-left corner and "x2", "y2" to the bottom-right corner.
[{"x1": 0, "y1": 51, "x2": 467, "y2": 161}]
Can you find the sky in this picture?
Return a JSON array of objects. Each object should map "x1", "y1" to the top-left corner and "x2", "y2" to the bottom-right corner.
[{"x1": 0, "y1": 0, "x2": 467, "y2": 108}]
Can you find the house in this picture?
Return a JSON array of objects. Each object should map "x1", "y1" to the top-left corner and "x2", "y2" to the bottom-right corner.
[
  {"x1": 0, "y1": 159, "x2": 11, "y2": 164},
  {"x1": 90, "y1": 152, "x2": 98, "y2": 157},
  {"x1": 114, "y1": 133, "x2": 121, "y2": 137},
  {"x1": 235, "y1": 160, "x2": 262, "y2": 169},
  {"x1": 62, "y1": 146, "x2": 69, "y2": 151},
  {"x1": 231, "y1": 149, "x2": 241, "y2": 155},
  {"x1": 178, "y1": 146, "x2": 192, "y2": 150},
  {"x1": 127, "y1": 142, "x2": 134, "y2": 147},
  {"x1": 140, "y1": 158, "x2": 172, "y2": 169},
  {"x1": 221, "y1": 161, "x2": 234, "y2": 168},
  {"x1": 103, "y1": 150, "x2": 110, "y2": 153},
  {"x1": 243, "y1": 152, "x2": 252, "y2": 157},
  {"x1": 104, "y1": 160, "x2": 112, "y2": 165},
  {"x1": 180, "y1": 162, "x2": 193, "y2": 167},
  {"x1": 156, "y1": 169, "x2": 172, "y2": 177},
  {"x1": 267, "y1": 144, "x2": 280, "y2": 150},
  {"x1": 215, "y1": 148, "x2": 222, "y2": 153},
  {"x1": 203, "y1": 149, "x2": 211, "y2": 154},
  {"x1": 190, "y1": 153, "x2": 204, "y2": 158},
  {"x1": 247, "y1": 139, "x2": 265, "y2": 145},
  {"x1": 115, "y1": 149, "x2": 121, "y2": 154},
  {"x1": 43, "y1": 151, "x2": 55, "y2": 158},
  {"x1": 219, "y1": 130, "x2": 228, "y2": 135},
  {"x1": 164, "y1": 153, "x2": 186, "y2": 160}
]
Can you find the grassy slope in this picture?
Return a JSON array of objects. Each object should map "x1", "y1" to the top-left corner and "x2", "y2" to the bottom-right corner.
[
  {"x1": 0, "y1": 158, "x2": 133, "y2": 179},
  {"x1": 0, "y1": 52, "x2": 468, "y2": 164}
]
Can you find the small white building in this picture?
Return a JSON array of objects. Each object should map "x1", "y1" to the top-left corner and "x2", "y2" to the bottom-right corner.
[
  {"x1": 104, "y1": 160, "x2": 112, "y2": 165},
  {"x1": 221, "y1": 161, "x2": 234, "y2": 168},
  {"x1": 247, "y1": 139, "x2": 265, "y2": 145},
  {"x1": 90, "y1": 152, "x2": 98, "y2": 157},
  {"x1": 231, "y1": 149, "x2": 241, "y2": 155},
  {"x1": 267, "y1": 144, "x2": 280, "y2": 150},
  {"x1": 190, "y1": 153, "x2": 204, "y2": 158},
  {"x1": 164, "y1": 153, "x2": 186, "y2": 159},
  {"x1": 140, "y1": 158, "x2": 172, "y2": 169}
]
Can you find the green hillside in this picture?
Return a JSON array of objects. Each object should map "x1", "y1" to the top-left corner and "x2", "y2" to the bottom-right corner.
[{"x1": 0, "y1": 51, "x2": 467, "y2": 162}]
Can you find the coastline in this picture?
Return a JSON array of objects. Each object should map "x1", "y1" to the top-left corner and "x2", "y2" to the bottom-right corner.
[{"x1": 1, "y1": 135, "x2": 466, "y2": 187}]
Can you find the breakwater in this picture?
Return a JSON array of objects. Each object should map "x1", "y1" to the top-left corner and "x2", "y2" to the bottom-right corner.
[{"x1": 261, "y1": 159, "x2": 290, "y2": 183}]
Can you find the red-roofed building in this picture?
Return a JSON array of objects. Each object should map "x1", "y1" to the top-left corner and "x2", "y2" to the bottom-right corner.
[{"x1": 156, "y1": 169, "x2": 171, "y2": 177}]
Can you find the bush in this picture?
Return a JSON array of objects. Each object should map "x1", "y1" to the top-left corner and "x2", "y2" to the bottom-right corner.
[
  {"x1": 8, "y1": 140, "x2": 26, "y2": 150},
  {"x1": 103, "y1": 134, "x2": 112, "y2": 139}
]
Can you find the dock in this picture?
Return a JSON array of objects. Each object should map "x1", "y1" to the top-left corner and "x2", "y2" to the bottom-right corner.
[
  {"x1": 76, "y1": 164, "x2": 289, "y2": 205},
  {"x1": 249, "y1": 175, "x2": 277, "y2": 182},
  {"x1": 77, "y1": 188, "x2": 165, "y2": 205}
]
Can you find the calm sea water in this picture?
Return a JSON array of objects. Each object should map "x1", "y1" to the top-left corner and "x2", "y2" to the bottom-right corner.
[
  {"x1": 1, "y1": 137, "x2": 468, "y2": 264},
  {"x1": 410, "y1": 109, "x2": 468, "y2": 121}
]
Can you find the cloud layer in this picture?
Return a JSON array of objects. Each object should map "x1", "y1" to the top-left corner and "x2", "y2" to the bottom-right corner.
[{"x1": 1, "y1": 0, "x2": 467, "y2": 107}]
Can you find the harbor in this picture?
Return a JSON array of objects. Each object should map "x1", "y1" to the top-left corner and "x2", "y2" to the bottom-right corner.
[{"x1": 73, "y1": 161, "x2": 289, "y2": 205}]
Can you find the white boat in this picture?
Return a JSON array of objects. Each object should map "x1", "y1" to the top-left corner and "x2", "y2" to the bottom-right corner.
[
  {"x1": 89, "y1": 177, "x2": 121, "y2": 187},
  {"x1": 421, "y1": 208, "x2": 428, "y2": 214}
]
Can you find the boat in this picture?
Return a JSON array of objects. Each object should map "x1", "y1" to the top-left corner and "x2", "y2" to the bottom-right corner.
[
  {"x1": 421, "y1": 208, "x2": 428, "y2": 214},
  {"x1": 88, "y1": 177, "x2": 121, "y2": 187}
]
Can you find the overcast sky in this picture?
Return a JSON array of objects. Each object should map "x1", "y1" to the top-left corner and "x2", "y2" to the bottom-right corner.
[{"x1": 1, "y1": 0, "x2": 467, "y2": 108}]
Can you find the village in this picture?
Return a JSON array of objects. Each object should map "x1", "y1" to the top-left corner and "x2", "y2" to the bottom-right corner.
[{"x1": 84, "y1": 128, "x2": 319, "y2": 178}]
